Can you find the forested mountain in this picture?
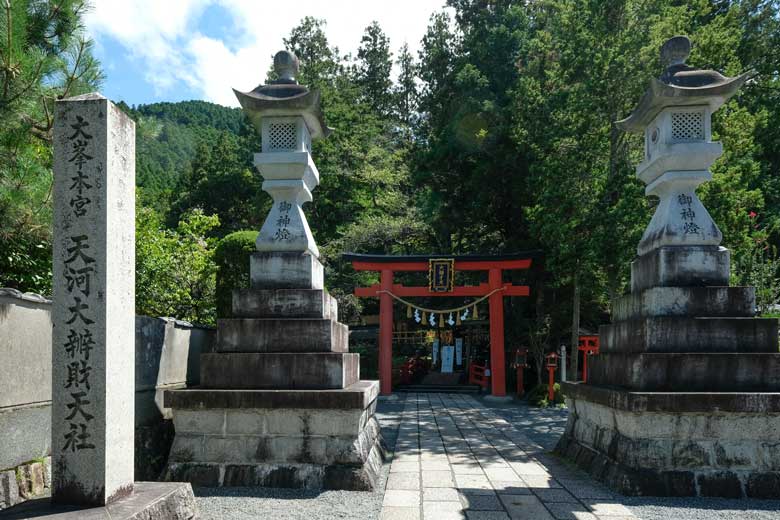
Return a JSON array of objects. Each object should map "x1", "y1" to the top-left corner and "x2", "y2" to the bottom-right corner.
[
  {"x1": 3, "y1": 1, "x2": 780, "y2": 356},
  {"x1": 115, "y1": 101, "x2": 250, "y2": 214}
]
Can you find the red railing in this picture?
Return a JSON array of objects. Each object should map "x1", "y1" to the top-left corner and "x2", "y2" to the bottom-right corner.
[{"x1": 469, "y1": 363, "x2": 490, "y2": 390}]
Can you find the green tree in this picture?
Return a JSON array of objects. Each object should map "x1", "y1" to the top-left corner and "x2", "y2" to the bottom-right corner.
[
  {"x1": 135, "y1": 207, "x2": 219, "y2": 325},
  {"x1": 168, "y1": 132, "x2": 264, "y2": 235},
  {"x1": 356, "y1": 21, "x2": 393, "y2": 117},
  {"x1": 393, "y1": 42, "x2": 418, "y2": 135},
  {"x1": 283, "y1": 16, "x2": 340, "y2": 88},
  {"x1": 0, "y1": 0, "x2": 103, "y2": 293}
]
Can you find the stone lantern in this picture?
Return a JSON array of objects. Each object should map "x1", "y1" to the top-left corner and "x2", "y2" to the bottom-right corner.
[
  {"x1": 619, "y1": 35, "x2": 748, "y2": 280},
  {"x1": 163, "y1": 51, "x2": 383, "y2": 491},
  {"x1": 617, "y1": 36, "x2": 747, "y2": 288},
  {"x1": 556, "y1": 37, "x2": 780, "y2": 499},
  {"x1": 234, "y1": 50, "x2": 330, "y2": 260}
]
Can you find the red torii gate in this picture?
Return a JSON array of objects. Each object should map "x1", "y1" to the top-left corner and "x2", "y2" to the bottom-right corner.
[{"x1": 345, "y1": 253, "x2": 538, "y2": 397}]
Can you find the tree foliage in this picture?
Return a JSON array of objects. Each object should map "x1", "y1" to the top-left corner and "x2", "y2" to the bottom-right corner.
[
  {"x1": 213, "y1": 230, "x2": 258, "y2": 318},
  {"x1": 0, "y1": 0, "x2": 103, "y2": 293},
  {"x1": 5, "y1": 4, "x2": 780, "y2": 385},
  {"x1": 135, "y1": 207, "x2": 219, "y2": 325}
]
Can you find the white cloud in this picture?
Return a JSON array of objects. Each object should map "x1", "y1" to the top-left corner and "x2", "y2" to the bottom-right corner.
[
  {"x1": 187, "y1": 35, "x2": 265, "y2": 106},
  {"x1": 85, "y1": 0, "x2": 449, "y2": 106},
  {"x1": 85, "y1": 0, "x2": 209, "y2": 92}
]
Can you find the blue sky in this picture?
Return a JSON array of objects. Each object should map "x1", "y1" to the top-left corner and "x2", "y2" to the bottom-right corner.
[{"x1": 85, "y1": 0, "x2": 449, "y2": 108}]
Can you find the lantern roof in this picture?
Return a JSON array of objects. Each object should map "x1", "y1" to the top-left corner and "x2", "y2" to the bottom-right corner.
[
  {"x1": 617, "y1": 36, "x2": 749, "y2": 133},
  {"x1": 233, "y1": 50, "x2": 332, "y2": 139}
]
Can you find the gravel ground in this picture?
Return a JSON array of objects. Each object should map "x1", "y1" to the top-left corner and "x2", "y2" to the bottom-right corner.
[
  {"x1": 490, "y1": 398, "x2": 780, "y2": 520},
  {"x1": 193, "y1": 486, "x2": 385, "y2": 520}
]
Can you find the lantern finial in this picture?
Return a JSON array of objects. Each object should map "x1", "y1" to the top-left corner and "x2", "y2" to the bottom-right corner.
[
  {"x1": 272, "y1": 50, "x2": 300, "y2": 84},
  {"x1": 660, "y1": 36, "x2": 690, "y2": 68}
]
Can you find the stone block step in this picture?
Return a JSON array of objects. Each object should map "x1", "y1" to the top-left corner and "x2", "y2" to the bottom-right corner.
[
  {"x1": 232, "y1": 288, "x2": 338, "y2": 319},
  {"x1": 395, "y1": 384, "x2": 482, "y2": 394},
  {"x1": 216, "y1": 318, "x2": 348, "y2": 353},
  {"x1": 600, "y1": 316, "x2": 777, "y2": 353},
  {"x1": 631, "y1": 246, "x2": 729, "y2": 293},
  {"x1": 612, "y1": 286, "x2": 755, "y2": 321},
  {"x1": 587, "y1": 352, "x2": 780, "y2": 391},
  {"x1": 168, "y1": 416, "x2": 381, "y2": 466},
  {"x1": 0, "y1": 482, "x2": 197, "y2": 519},
  {"x1": 561, "y1": 381, "x2": 780, "y2": 413},
  {"x1": 164, "y1": 447, "x2": 383, "y2": 490},
  {"x1": 200, "y1": 352, "x2": 359, "y2": 390},
  {"x1": 164, "y1": 381, "x2": 379, "y2": 410},
  {"x1": 250, "y1": 252, "x2": 323, "y2": 290}
]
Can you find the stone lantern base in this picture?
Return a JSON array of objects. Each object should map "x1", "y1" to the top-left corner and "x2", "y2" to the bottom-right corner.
[
  {"x1": 163, "y1": 252, "x2": 384, "y2": 490},
  {"x1": 557, "y1": 387, "x2": 780, "y2": 498},
  {"x1": 163, "y1": 384, "x2": 383, "y2": 490},
  {"x1": 557, "y1": 246, "x2": 780, "y2": 498}
]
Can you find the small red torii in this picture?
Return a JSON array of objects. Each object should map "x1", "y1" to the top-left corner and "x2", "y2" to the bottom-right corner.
[{"x1": 345, "y1": 252, "x2": 539, "y2": 397}]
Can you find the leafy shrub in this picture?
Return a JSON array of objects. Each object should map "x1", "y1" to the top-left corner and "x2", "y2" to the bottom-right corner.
[
  {"x1": 0, "y1": 234, "x2": 52, "y2": 295},
  {"x1": 214, "y1": 230, "x2": 258, "y2": 317},
  {"x1": 351, "y1": 342, "x2": 379, "y2": 380},
  {"x1": 136, "y1": 208, "x2": 219, "y2": 325},
  {"x1": 527, "y1": 382, "x2": 566, "y2": 408}
]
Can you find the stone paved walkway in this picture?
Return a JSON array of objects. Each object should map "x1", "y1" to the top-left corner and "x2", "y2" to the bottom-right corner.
[{"x1": 381, "y1": 393, "x2": 635, "y2": 520}]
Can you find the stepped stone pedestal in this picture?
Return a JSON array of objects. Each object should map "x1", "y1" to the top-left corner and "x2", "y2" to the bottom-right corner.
[
  {"x1": 164, "y1": 253, "x2": 383, "y2": 490},
  {"x1": 559, "y1": 248, "x2": 780, "y2": 498},
  {"x1": 557, "y1": 37, "x2": 780, "y2": 498}
]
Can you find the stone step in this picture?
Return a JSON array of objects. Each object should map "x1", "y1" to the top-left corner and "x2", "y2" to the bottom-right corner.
[
  {"x1": 165, "y1": 452, "x2": 382, "y2": 490},
  {"x1": 168, "y1": 416, "x2": 381, "y2": 466},
  {"x1": 631, "y1": 246, "x2": 730, "y2": 293},
  {"x1": 164, "y1": 381, "x2": 379, "y2": 410},
  {"x1": 395, "y1": 385, "x2": 482, "y2": 394},
  {"x1": 216, "y1": 318, "x2": 348, "y2": 353},
  {"x1": 250, "y1": 252, "x2": 323, "y2": 290},
  {"x1": 232, "y1": 288, "x2": 338, "y2": 319},
  {"x1": 561, "y1": 381, "x2": 780, "y2": 414},
  {"x1": 600, "y1": 316, "x2": 777, "y2": 353},
  {"x1": 631, "y1": 246, "x2": 731, "y2": 293},
  {"x1": 612, "y1": 286, "x2": 755, "y2": 321},
  {"x1": 200, "y1": 352, "x2": 359, "y2": 390},
  {"x1": 587, "y1": 352, "x2": 780, "y2": 391}
]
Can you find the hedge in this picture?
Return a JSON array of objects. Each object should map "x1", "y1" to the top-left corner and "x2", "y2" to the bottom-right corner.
[{"x1": 214, "y1": 230, "x2": 258, "y2": 318}]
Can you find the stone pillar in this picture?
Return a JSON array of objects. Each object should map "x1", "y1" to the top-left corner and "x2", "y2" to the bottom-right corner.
[{"x1": 52, "y1": 94, "x2": 135, "y2": 505}]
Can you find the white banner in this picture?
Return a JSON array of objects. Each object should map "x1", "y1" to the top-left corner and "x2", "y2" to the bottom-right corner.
[{"x1": 441, "y1": 346, "x2": 455, "y2": 373}]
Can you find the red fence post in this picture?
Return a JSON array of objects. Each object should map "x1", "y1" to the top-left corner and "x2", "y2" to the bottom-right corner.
[
  {"x1": 582, "y1": 350, "x2": 588, "y2": 384},
  {"x1": 545, "y1": 352, "x2": 559, "y2": 402},
  {"x1": 548, "y1": 366, "x2": 555, "y2": 401}
]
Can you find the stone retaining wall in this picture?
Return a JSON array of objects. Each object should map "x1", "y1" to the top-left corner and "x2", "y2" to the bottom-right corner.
[{"x1": 0, "y1": 288, "x2": 214, "y2": 509}]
